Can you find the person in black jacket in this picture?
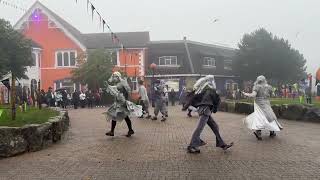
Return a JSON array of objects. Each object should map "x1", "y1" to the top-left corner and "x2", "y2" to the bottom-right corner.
[
  {"x1": 72, "y1": 90, "x2": 80, "y2": 109},
  {"x1": 183, "y1": 75, "x2": 233, "y2": 154}
]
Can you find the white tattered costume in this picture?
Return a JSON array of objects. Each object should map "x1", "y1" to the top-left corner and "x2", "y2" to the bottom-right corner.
[
  {"x1": 104, "y1": 72, "x2": 143, "y2": 121},
  {"x1": 243, "y1": 76, "x2": 283, "y2": 132}
]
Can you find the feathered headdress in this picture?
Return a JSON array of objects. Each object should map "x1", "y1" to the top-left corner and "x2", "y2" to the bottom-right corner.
[{"x1": 193, "y1": 75, "x2": 216, "y2": 94}]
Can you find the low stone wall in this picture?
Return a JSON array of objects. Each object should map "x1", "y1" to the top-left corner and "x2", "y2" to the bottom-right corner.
[
  {"x1": 0, "y1": 110, "x2": 69, "y2": 158},
  {"x1": 219, "y1": 101, "x2": 320, "y2": 122}
]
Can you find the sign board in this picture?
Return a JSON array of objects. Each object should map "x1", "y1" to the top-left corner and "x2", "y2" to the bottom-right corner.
[{"x1": 162, "y1": 79, "x2": 180, "y2": 92}]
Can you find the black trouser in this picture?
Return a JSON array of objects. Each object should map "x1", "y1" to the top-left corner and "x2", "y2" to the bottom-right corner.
[
  {"x1": 88, "y1": 99, "x2": 93, "y2": 108},
  {"x1": 110, "y1": 116, "x2": 133, "y2": 132},
  {"x1": 80, "y1": 100, "x2": 86, "y2": 108}
]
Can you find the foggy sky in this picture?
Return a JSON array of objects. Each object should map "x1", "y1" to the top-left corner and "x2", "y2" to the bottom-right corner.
[{"x1": 0, "y1": 0, "x2": 319, "y2": 76}]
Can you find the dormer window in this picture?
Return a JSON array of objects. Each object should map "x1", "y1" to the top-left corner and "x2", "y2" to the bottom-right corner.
[
  {"x1": 203, "y1": 57, "x2": 216, "y2": 67},
  {"x1": 158, "y1": 56, "x2": 178, "y2": 67}
]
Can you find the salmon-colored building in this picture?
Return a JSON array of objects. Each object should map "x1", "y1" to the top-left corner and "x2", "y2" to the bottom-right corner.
[{"x1": 14, "y1": 1, "x2": 149, "y2": 97}]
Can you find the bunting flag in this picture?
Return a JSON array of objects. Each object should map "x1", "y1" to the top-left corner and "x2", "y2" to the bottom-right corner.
[
  {"x1": 91, "y1": 4, "x2": 95, "y2": 21},
  {"x1": 76, "y1": 0, "x2": 125, "y2": 49},
  {"x1": 102, "y1": 19, "x2": 106, "y2": 32},
  {"x1": 97, "y1": 12, "x2": 101, "y2": 27},
  {"x1": 87, "y1": 0, "x2": 89, "y2": 12}
]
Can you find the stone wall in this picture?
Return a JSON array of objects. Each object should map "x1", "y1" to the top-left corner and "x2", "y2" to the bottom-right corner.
[
  {"x1": 0, "y1": 110, "x2": 69, "y2": 158},
  {"x1": 219, "y1": 101, "x2": 320, "y2": 122}
]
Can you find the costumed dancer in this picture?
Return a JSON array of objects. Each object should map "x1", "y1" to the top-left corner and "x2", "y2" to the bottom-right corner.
[
  {"x1": 242, "y1": 75, "x2": 283, "y2": 140},
  {"x1": 104, "y1": 72, "x2": 142, "y2": 137},
  {"x1": 184, "y1": 75, "x2": 233, "y2": 153},
  {"x1": 138, "y1": 80, "x2": 151, "y2": 119},
  {"x1": 152, "y1": 80, "x2": 168, "y2": 121}
]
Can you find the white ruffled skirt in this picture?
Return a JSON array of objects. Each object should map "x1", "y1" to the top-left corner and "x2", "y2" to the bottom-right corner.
[{"x1": 244, "y1": 102, "x2": 282, "y2": 132}]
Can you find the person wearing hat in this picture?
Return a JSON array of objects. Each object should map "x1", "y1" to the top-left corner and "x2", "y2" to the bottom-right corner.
[
  {"x1": 104, "y1": 72, "x2": 138, "y2": 137},
  {"x1": 138, "y1": 79, "x2": 151, "y2": 119},
  {"x1": 151, "y1": 80, "x2": 168, "y2": 121},
  {"x1": 242, "y1": 75, "x2": 283, "y2": 140},
  {"x1": 184, "y1": 75, "x2": 233, "y2": 153}
]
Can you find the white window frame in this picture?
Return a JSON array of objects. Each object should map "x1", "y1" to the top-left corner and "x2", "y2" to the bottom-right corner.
[
  {"x1": 131, "y1": 77, "x2": 138, "y2": 92},
  {"x1": 55, "y1": 50, "x2": 77, "y2": 68},
  {"x1": 31, "y1": 52, "x2": 37, "y2": 67},
  {"x1": 225, "y1": 83, "x2": 232, "y2": 91},
  {"x1": 224, "y1": 59, "x2": 232, "y2": 70},
  {"x1": 158, "y1": 56, "x2": 179, "y2": 67},
  {"x1": 203, "y1": 57, "x2": 216, "y2": 67}
]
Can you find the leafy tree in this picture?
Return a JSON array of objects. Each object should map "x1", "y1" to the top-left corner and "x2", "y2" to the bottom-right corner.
[
  {"x1": 0, "y1": 18, "x2": 33, "y2": 120},
  {"x1": 72, "y1": 49, "x2": 114, "y2": 91},
  {"x1": 233, "y1": 28, "x2": 307, "y2": 84},
  {"x1": 0, "y1": 18, "x2": 33, "y2": 79}
]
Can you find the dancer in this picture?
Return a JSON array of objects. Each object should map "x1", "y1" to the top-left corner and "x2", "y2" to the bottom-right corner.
[
  {"x1": 138, "y1": 80, "x2": 151, "y2": 119},
  {"x1": 104, "y1": 72, "x2": 142, "y2": 137},
  {"x1": 185, "y1": 75, "x2": 233, "y2": 153},
  {"x1": 242, "y1": 75, "x2": 283, "y2": 140},
  {"x1": 152, "y1": 80, "x2": 168, "y2": 121}
]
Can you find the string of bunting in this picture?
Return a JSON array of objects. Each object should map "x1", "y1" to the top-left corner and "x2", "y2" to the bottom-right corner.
[
  {"x1": 76, "y1": 0, "x2": 123, "y2": 49},
  {"x1": 0, "y1": 0, "x2": 27, "y2": 12}
]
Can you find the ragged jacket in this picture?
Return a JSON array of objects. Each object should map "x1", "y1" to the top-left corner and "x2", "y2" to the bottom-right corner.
[{"x1": 183, "y1": 89, "x2": 221, "y2": 113}]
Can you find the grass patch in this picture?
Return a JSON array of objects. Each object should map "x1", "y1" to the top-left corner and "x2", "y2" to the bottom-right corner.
[
  {"x1": 0, "y1": 107, "x2": 59, "y2": 127},
  {"x1": 238, "y1": 98, "x2": 320, "y2": 108}
]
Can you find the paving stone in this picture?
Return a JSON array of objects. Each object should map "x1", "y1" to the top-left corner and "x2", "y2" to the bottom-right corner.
[{"x1": 0, "y1": 106, "x2": 319, "y2": 179}]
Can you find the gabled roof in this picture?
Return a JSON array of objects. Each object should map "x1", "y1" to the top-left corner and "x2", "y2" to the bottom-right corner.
[
  {"x1": 14, "y1": 1, "x2": 86, "y2": 50},
  {"x1": 14, "y1": 1, "x2": 149, "y2": 50},
  {"x1": 82, "y1": 31, "x2": 150, "y2": 49},
  {"x1": 149, "y1": 40, "x2": 236, "y2": 57}
]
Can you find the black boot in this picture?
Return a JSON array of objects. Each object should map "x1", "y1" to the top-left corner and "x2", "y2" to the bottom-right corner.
[
  {"x1": 105, "y1": 131, "x2": 114, "y2": 136},
  {"x1": 270, "y1": 131, "x2": 276, "y2": 138},
  {"x1": 187, "y1": 146, "x2": 200, "y2": 154},
  {"x1": 126, "y1": 130, "x2": 135, "y2": 137},
  {"x1": 220, "y1": 142, "x2": 234, "y2": 150},
  {"x1": 254, "y1": 130, "x2": 262, "y2": 140},
  {"x1": 105, "y1": 120, "x2": 116, "y2": 136}
]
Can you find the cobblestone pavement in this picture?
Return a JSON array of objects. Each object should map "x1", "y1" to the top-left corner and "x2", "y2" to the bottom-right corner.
[{"x1": 1, "y1": 106, "x2": 320, "y2": 180}]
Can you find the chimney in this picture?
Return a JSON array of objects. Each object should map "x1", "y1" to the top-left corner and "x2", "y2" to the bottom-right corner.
[{"x1": 183, "y1": 36, "x2": 187, "y2": 41}]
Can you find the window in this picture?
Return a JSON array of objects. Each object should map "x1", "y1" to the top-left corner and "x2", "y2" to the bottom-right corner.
[
  {"x1": 131, "y1": 77, "x2": 138, "y2": 91},
  {"x1": 56, "y1": 51, "x2": 77, "y2": 67},
  {"x1": 158, "y1": 56, "x2": 178, "y2": 66},
  {"x1": 31, "y1": 52, "x2": 37, "y2": 66},
  {"x1": 224, "y1": 60, "x2": 232, "y2": 70},
  {"x1": 203, "y1": 57, "x2": 216, "y2": 67},
  {"x1": 225, "y1": 83, "x2": 232, "y2": 91},
  {"x1": 233, "y1": 83, "x2": 238, "y2": 90}
]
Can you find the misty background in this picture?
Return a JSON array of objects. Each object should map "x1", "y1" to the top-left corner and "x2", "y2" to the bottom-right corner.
[{"x1": 0, "y1": 0, "x2": 319, "y2": 76}]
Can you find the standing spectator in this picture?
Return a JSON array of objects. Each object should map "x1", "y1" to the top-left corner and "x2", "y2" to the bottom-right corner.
[
  {"x1": 62, "y1": 90, "x2": 68, "y2": 109},
  {"x1": 86, "y1": 90, "x2": 94, "y2": 108},
  {"x1": 179, "y1": 87, "x2": 187, "y2": 107},
  {"x1": 46, "y1": 87, "x2": 55, "y2": 107},
  {"x1": 79, "y1": 91, "x2": 86, "y2": 108},
  {"x1": 94, "y1": 90, "x2": 101, "y2": 107},
  {"x1": 67, "y1": 92, "x2": 72, "y2": 108},
  {"x1": 55, "y1": 91, "x2": 63, "y2": 107},
  {"x1": 164, "y1": 85, "x2": 169, "y2": 106},
  {"x1": 138, "y1": 80, "x2": 151, "y2": 118},
  {"x1": 72, "y1": 90, "x2": 80, "y2": 109},
  {"x1": 169, "y1": 88, "x2": 176, "y2": 106}
]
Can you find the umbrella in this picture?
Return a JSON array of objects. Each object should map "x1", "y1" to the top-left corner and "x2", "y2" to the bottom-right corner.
[{"x1": 55, "y1": 88, "x2": 67, "y2": 92}]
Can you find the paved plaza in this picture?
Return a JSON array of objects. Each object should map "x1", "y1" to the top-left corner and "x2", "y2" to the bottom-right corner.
[{"x1": 0, "y1": 106, "x2": 320, "y2": 180}]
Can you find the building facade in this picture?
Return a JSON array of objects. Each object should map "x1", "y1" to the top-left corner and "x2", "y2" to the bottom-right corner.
[
  {"x1": 13, "y1": 1, "x2": 149, "y2": 97},
  {"x1": 146, "y1": 38, "x2": 239, "y2": 96}
]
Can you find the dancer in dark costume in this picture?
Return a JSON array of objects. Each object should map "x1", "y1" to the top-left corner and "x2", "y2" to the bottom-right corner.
[
  {"x1": 184, "y1": 75, "x2": 233, "y2": 153},
  {"x1": 104, "y1": 72, "x2": 142, "y2": 137}
]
